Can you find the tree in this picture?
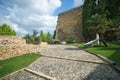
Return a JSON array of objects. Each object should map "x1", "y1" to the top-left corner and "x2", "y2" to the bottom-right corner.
[
  {"x1": 106, "y1": 0, "x2": 120, "y2": 19},
  {"x1": 23, "y1": 34, "x2": 31, "y2": 44},
  {"x1": 24, "y1": 30, "x2": 40, "y2": 44},
  {"x1": 39, "y1": 30, "x2": 47, "y2": 42},
  {"x1": 24, "y1": 30, "x2": 53, "y2": 44},
  {"x1": 82, "y1": 0, "x2": 120, "y2": 42},
  {"x1": 32, "y1": 30, "x2": 39, "y2": 37},
  {"x1": 105, "y1": 19, "x2": 120, "y2": 47},
  {"x1": 40, "y1": 30, "x2": 44, "y2": 37},
  {"x1": 53, "y1": 30, "x2": 56, "y2": 39},
  {"x1": 0, "y1": 23, "x2": 16, "y2": 36},
  {"x1": 46, "y1": 32, "x2": 53, "y2": 43},
  {"x1": 82, "y1": 0, "x2": 96, "y2": 41},
  {"x1": 88, "y1": 14, "x2": 109, "y2": 46},
  {"x1": 88, "y1": 14, "x2": 108, "y2": 34},
  {"x1": 96, "y1": 0, "x2": 107, "y2": 15},
  {"x1": 32, "y1": 30, "x2": 40, "y2": 44},
  {"x1": 39, "y1": 30, "x2": 53, "y2": 43}
]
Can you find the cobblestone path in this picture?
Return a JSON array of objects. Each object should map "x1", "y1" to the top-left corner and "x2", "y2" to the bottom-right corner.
[{"x1": 4, "y1": 45, "x2": 120, "y2": 80}]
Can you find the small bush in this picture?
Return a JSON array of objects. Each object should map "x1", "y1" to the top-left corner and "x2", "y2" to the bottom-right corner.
[
  {"x1": 48, "y1": 39, "x2": 54, "y2": 44},
  {"x1": 53, "y1": 40, "x2": 60, "y2": 44},
  {"x1": 66, "y1": 37, "x2": 74, "y2": 44}
]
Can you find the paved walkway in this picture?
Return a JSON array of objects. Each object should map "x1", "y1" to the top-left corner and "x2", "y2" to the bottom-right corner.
[{"x1": 4, "y1": 45, "x2": 120, "y2": 80}]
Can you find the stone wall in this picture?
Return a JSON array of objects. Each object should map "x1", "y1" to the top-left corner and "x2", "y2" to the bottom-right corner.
[
  {"x1": 0, "y1": 36, "x2": 49, "y2": 60},
  {"x1": 0, "y1": 36, "x2": 26, "y2": 45},
  {"x1": 55, "y1": 6, "x2": 84, "y2": 42}
]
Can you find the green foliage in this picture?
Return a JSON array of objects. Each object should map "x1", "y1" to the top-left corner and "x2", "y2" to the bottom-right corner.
[
  {"x1": 82, "y1": 0, "x2": 120, "y2": 41},
  {"x1": 0, "y1": 23, "x2": 16, "y2": 36},
  {"x1": 32, "y1": 30, "x2": 39, "y2": 38},
  {"x1": 46, "y1": 32, "x2": 54, "y2": 43},
  {"x1": 71, "y1": 43, "x2": 85, "y2": 48},
  {"x1": 53, "y1": 40, "x2": 60, "y2": 44},
  {"x1": 32, "y1": 30, "x2": 40, "y2": 44},
  {"x1": 0, "y1": 53, "x2": 41, "y2": 78},
  {"x1": 39, "y1": 30, "x2": 53, "y2": 43},
  {"x1": 24, "y1": 30, "x2": 53, "y2": 44},
  {"x1": 24, "y1": 30, "x2": 40, "y2": 44},
  {"x1": 106, "y1": 0, "x2": 120, "y2": 19},
  {"x1": 23, "y1": 34, "x2": 31, "y2": 44},
  {"x1": 66, "y1": 37, "x2": 74, "y2": 44},
  {"x1": 96, "y1": 0, "x2": 106, "y2": 15},
  {"x1": 53, "y1": 30, "x2": 56, "y2": 39},
  {"x1": 39, "y1": 30, "x2": 47, "y2": 42},
  {"x1": 40, "y1": 30, "x2": 44, "y2": 37},
  {"x1": 88, "y1": 14, "x2": 108, "y2": 34},
  {"x1": 82, "y1": 0, "x2": 96, "y2": 40}
]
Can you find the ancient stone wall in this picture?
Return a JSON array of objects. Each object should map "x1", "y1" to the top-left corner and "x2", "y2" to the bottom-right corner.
[
  {"x1": 55, "y1": 6, "x2": 84, "y2": 42},
  {"x1": 0, "y1": 36, "x2": 26, "y2": 45},
  {"x1": 0, "y1": 36, "x2": 49, "y2": 60}
]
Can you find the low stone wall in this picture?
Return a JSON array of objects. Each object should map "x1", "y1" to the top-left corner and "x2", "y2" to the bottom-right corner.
[
  {"x1": 0, "y1": 43, "x2": 50, "y2": 60},
  {"x1": 0, "y1": 36, "x2": 26, "y2": 45},
  {"x1": 0, "y1": 36, "x2": 50, "y2": 60}
]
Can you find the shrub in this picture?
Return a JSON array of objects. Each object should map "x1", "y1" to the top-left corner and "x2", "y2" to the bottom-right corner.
[
  {"x1": 0, "y1": 23, "x2": 16, "y2": 36},
  {"x1": 53, "y1": 40, "x2": 60, "y2": 44},
  {"x1": 66, "y1": 37, "x2": 74, "y2": 44}
]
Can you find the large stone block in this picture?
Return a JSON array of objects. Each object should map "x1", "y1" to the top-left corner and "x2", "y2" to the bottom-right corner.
[{"x1": 55, "y1": 6, "x2": 84, "y2": 42}]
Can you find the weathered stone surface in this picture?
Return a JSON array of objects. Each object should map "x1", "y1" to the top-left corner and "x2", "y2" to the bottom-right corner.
[
  {"x1": 0, "y1": 36, "x2": 50, "y2": 60},
  {"x1": 0, "y1": 44, "x2": 51, "y2": 60},
  {"x1": 55, "y1": 6, "x2": 84, "y2": 42},
  {"x1": 0, "y1": 36, "x2": 26, "y2": 45}
]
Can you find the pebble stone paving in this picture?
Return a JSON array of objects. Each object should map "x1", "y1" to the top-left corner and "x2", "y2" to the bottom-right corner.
[{"x1": 3, "y1": 45, "x2": 120, "y2": 80}]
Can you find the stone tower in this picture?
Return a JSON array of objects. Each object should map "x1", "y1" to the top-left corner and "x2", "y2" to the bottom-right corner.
[{"x1": 55, "y1": 6, "x2": 84, "y2": 42}]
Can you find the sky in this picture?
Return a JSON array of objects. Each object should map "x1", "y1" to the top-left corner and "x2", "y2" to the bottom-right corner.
[{"x1": 0, "y1": 0, "x2": 84, "y2": 36}]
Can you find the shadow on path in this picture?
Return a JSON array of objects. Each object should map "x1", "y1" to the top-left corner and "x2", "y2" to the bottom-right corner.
[
  {"x1": 82, "y1": 64, "x2": 120, "y2": 80},
  {"x1": 64, "y1": 47, "x2": 82, "y2": 50}
]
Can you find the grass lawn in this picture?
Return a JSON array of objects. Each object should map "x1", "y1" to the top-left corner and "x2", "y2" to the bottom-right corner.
[
  {"x1": 0, "y1": 53, "x2": 41, "y2": 78},
  {"x1": 71, "y1": 42, "x2": 120, "y2": 66}
]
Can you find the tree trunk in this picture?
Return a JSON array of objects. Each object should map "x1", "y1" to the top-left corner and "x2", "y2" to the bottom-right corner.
[{"x1": 96, "y1": 33, "x2": 100, "y2": 46}]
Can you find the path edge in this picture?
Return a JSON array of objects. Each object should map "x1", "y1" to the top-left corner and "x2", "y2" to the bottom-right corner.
[{"x1": 83, "y1": 49, "x2": 120, "y2": 73}]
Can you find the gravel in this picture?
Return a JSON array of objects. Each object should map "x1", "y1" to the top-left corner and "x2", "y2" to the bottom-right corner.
[{"x1": 3, "y1": 70, "x2": 47, "y2": 80}]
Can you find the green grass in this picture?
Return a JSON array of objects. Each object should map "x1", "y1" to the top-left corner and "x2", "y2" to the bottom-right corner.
[
  {"x1": 0, "y1": 53, "x2": 41, "y2": 78},
  {"x1": 71, "y1": 42, "x2": 120, "y2": 66},
  {"x1": 71, "y1": 43, "x2": 85, "y2": 48}
]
